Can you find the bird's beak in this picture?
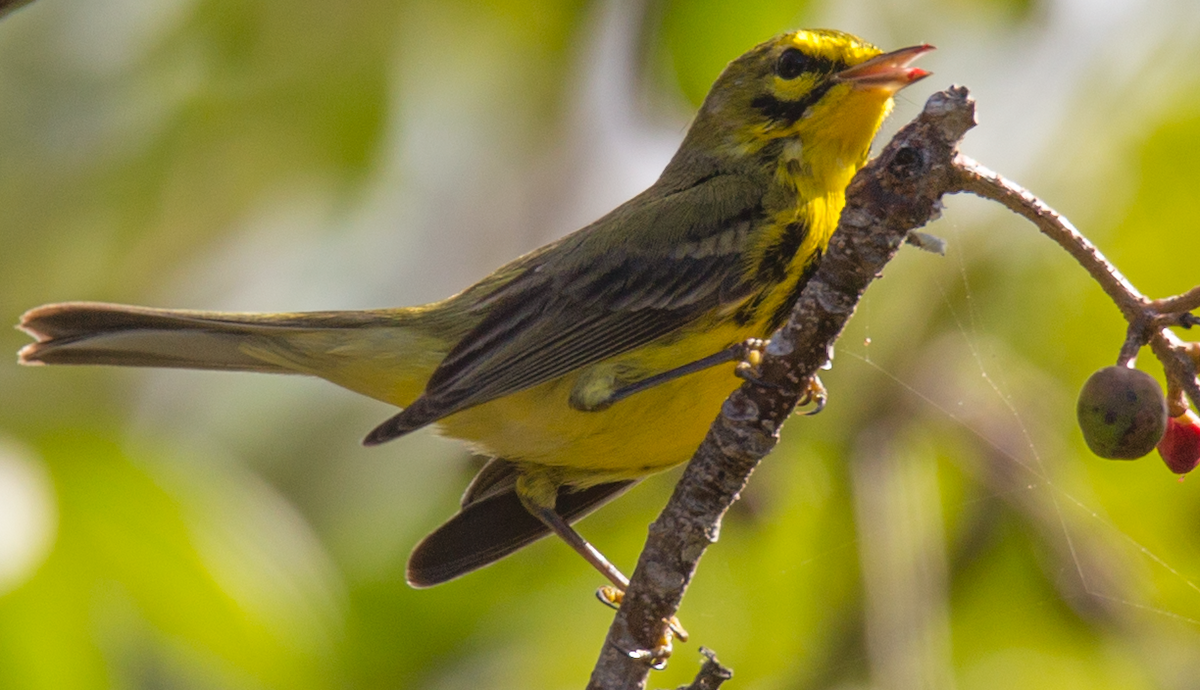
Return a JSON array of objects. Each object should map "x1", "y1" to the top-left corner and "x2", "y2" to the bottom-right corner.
[{"x1": 835, "y1": 44, "x2": 934, "y2": 93}]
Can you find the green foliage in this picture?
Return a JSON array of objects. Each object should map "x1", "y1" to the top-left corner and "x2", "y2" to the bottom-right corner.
[
  {"x1": 0, "y1": 435, "x2": 337, "y2": 688},
  {"x1": 655, "y1": 0, "x2": 809, "y2": 105},
  {"x1": 1110, "y1": 101, "x2": 1200, "y2": 297}
]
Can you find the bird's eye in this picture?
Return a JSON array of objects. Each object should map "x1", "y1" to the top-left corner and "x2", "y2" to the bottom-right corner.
[{"x1": 776, "y1": 48, "x2": 813, "y2": 80}]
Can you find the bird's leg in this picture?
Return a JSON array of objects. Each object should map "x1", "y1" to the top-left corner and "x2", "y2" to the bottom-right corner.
[
  {"x1": 599, "y1": 336, "x2": 825, "y2": 415},
  {"x1": 517, "y1": 475, "x2": 687, "y2": 662},
  {"x1": 590, "y1": 339, "x2": 769, "y2": 410},
  {"x1": 525, "y1": 503, "x2": 688, "y2": 642},
  {"x1": 527, "y1": 500, "x2": 629, "y2": 590}
]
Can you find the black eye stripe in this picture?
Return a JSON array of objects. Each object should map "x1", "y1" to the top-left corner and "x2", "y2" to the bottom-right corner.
[
  {"x1": 775, "y1": 48, "x2": 840, "y2": 80},
  {"x1": 751, "y1": 81, "x2": 836, "y2": 125},
  {"x1": 756, "y1": 47, "x2": 850, "y2": 125}
]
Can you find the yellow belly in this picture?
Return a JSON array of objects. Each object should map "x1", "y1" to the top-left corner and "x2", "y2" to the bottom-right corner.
[
  {"x1": 436, "y1": 320, "x2": 750, "y2": 487},
  {"x1": 267, "y1": 305, "x2": 769, "y2": 488}
]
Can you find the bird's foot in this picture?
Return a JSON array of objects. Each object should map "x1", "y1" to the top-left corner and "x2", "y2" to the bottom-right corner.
[
  {"x1": 596, "y1": 585, "x2": 688, "y2": 668},
  {"x1": 798, "y1": 375, "x2": 827, "y2": 415},
  {"x1": 733, "y1": 339, "x2": 784, "y2": 390}
]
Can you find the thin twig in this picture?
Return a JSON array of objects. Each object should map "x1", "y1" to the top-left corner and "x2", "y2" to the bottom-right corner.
[
  {"x1": 1151, "y1": 331, "x2": 1200, "y2": 412},
  {"x1": 1153, "y1": 286, "x2": 1200, "y2": 315},
  {"x1": 675, "y1": 648, "x2": 733, "y2": 690},
  {"x1": 0, "y1": 0, "x2": 34, "y2": 20},
  {"x1": 951, "y1": 157, "x2": 1200, "y2": 409},
  {"x1": 952, "y1": 156, "x2": 1150, "y2": 322}
]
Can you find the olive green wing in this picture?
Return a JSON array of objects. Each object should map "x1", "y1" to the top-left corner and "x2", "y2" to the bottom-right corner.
[{"x1": 364, "y1": 173, "x2": 764, "y2": 445}]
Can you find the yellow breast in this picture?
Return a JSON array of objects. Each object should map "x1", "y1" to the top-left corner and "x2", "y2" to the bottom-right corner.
[{"x1": 436, "y1": 318, "x2": 753, "y2": 486}]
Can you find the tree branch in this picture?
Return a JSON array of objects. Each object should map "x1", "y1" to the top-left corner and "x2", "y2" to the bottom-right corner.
[
  {"x1": 951, "y1": 157, "x2": 1200, "y2": 409},
  {"x1": 587, "y1": 84, "x2": 1200, "y2": 688},
  {"x1": 675, "y1": 647, "x2": 733, "y2": 690},
  {"x1": 951, "y1": 157, "x2": 1149, "y2": 321},
  {"x1": 586, "y1": 86, "x2": 978, "y2": 689},
  {"x1": 0, "y1": 0, "x2": 34, "y2": 20}
]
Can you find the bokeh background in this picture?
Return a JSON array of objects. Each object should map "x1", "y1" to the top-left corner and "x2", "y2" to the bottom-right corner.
[{"x1": 2, "y1": 0, "x2": 1200, "y2": 687}]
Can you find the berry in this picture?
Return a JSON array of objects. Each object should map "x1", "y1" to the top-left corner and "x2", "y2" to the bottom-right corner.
[
  {"x1": 1158, "y1": 410, "x2": 1200, "y2": 475},
  {"x1": 1076, "y1": 366, "x2": 1167, "y2": 459}
]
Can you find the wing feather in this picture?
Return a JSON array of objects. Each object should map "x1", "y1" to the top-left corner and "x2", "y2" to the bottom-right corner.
[{"x1": 364, "y1": 173, "x2": 764, "y2": 444}]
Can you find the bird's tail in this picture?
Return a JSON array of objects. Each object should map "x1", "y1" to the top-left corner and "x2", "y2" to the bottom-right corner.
[{"x1": 18, "y1": 301, "x2": 454, "y2": 407}]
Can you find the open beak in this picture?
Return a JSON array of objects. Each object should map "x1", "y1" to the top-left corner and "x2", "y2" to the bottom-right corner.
[{"x1": 835, "y1": 44, "x2": 934, "y2": 93}]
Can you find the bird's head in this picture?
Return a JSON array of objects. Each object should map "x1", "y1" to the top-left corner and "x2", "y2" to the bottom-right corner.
[{"x1": 679, "y1": 29, "x2": 932, "y2": 181}]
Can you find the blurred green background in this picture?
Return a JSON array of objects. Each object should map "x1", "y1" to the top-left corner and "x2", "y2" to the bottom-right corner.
[{"x1": 2, "y1": 0, "x2": 1200, "y2": 687}]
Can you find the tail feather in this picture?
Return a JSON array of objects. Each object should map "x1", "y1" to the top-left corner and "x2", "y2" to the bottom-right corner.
[
  {"x1": 18, "y1": 301, "x2": 449, "y2": 406},
  {"x1": 19, "y1": 327, "x2": 286, "y2": 371},
  {"x1": 406, "y1": 477, "x2": 635, "y2": 588},
  {"x1": 20, "y1": 301, "x2": 409, "y2": 341},
  {"x1": 19, "y1": 302, "x2": 371, "y2": 372}
]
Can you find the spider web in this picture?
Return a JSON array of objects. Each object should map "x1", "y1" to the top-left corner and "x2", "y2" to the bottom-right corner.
[{"x1": 838, "y1": 220, "x2": 1200, "y2": 631}]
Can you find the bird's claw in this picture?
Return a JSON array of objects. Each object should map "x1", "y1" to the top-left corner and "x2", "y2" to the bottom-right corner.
[
  {"x1": 734, "y1": 339, "x2": 788, "y2": 391},
  {"x1": 596, "y1": 584, "x2": 688, "y2": 668},
  {"x1": 596, "y1": 585, "x2": 621, "y2": 611},
  {"x1": 798, "y1": 376, "x2": 828, "y2": 415},
  {"x1": 732, "y1": 339, "x2": 827, "y2": 413},
  {"x1": 616, "y1": 641, "x2": 673, "y2": 670}
]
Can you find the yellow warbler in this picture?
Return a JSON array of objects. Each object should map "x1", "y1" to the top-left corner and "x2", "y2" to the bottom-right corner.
[{"x1": 20, "y1": 29, "x2": 930, "y2": 595}]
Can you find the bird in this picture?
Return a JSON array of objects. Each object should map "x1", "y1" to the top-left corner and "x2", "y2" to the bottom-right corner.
[{"x1": 19, "y1": 29, "x2": 930, "y2": 601}]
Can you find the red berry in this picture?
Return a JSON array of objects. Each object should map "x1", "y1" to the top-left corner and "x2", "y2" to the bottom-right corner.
[{"x1": 1157, "y1": 410, "x2": 1200, "y2": 475}]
